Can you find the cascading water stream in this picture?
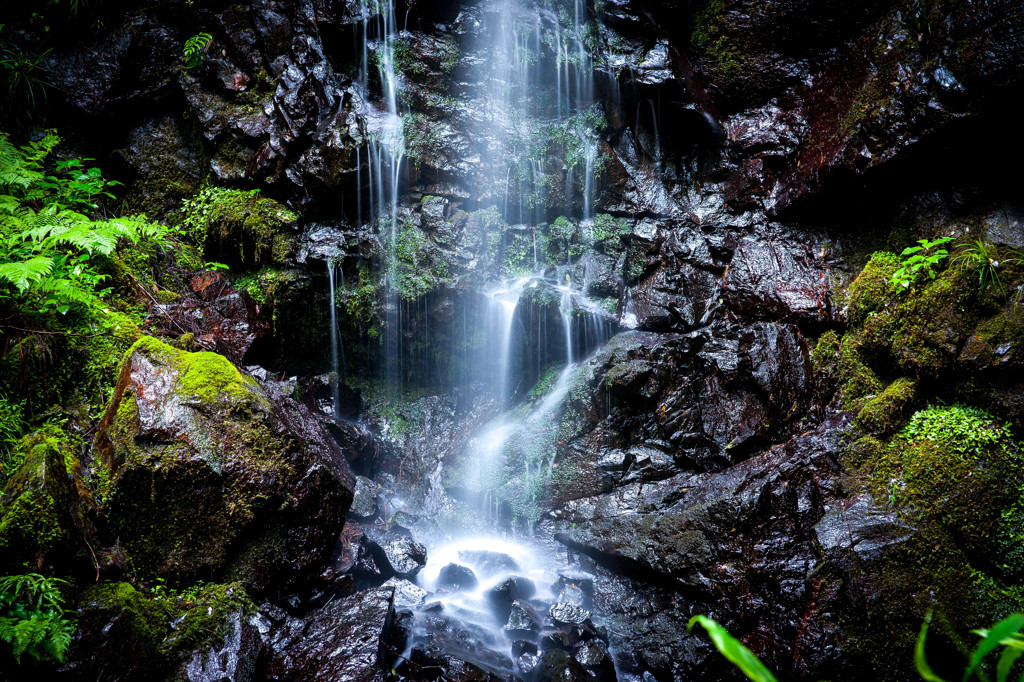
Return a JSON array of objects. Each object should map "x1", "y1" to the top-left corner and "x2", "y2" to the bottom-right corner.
[{"x1": 347, "y1": 0, "x2": 621, "y2": 675}]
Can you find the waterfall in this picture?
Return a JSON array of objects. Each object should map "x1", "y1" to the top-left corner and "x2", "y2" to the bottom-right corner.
[
  {"x1": 327, "y1": 261, "x2": 341, "y2": 420},
  {"x1": 356, "y1": 0, "x2": 407, "y2": 390}
]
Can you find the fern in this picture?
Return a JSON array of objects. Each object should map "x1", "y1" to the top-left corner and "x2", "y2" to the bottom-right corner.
[
  {"x1": 0, "y1": 131, "x2": 168, "y2": 315},
  {"x1": 182, "y1": 32, "x2": 213, "y2": 69},
  {"x1": 0, "y1": 574, "x2": 75, "y2": 664}
]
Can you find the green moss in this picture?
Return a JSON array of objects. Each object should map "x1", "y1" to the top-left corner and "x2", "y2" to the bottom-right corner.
[
  {"x1": 812, "y1": 330, "x2": 841, "y2": 376},
  {"x1": 856, "y1": 377, "x2": 916, "y2": 436},
  {"x1": 690, "y1": 0, "x2": 742, "y2": 81},
  {"x1": 182, "y1": 187, "x2": 296, "y2": 266},
  {"x1": 128, "y1": 336, "x2": 265, "y2": 408},
  {"x1": 866, "y1": 405, "x2": 1024, "y2": 575},
  {"x1": 78, "y1": 580, "x2": 255, "y2": 672},
  {"x1": 0, "y1": 426, "x2": 78, "y2": 571},
  {"x1": 837, "y1": 333, "x2": 883, "y2": 409},
  {"x1": 846, "y1": 251, "x2": 898, "y2": 326}
]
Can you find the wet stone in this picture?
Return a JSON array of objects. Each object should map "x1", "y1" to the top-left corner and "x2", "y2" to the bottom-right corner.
[
  {"x1": 548, "y1": 602, "x2": 592, "y2": 627},
  {"x1": 576, "y1": 638, "x2": 610, "y2": 668},
  {"x1": 349, "y1": 476, "x2": 380, "y2": 520},
  {"x1": 487, "y1": 576, "x2": 537, "y2": 622},
  {"x1": 458, "y1": 549, "x2": 520, "y2": 574},
  {"x1": 382, "y1": 577, "x2": 427, "y2": 609},
  {"x1": 366, "y1": 530, "x2": 428, "y2": 578},
  {"x1": 505, "y1": 600, "x2": 541, "y2": 636},
  {"x1": 556, "y1": 582, "x2": 586, "y2": 607},
  {"x1": 535, "y1": 649, "x2": 593, "y2": 682},
  {"x1": 438, "y1": 563, "x2": 479, "y2": 592}
]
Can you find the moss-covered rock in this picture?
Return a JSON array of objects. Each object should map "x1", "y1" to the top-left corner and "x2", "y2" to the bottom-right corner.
[
  {"x1": 845, "y1": 251, "x2": 898, "y2": 326},
  {"x1": 92, "y1": 336, "x2": 354, "y2": 591},
  {"x1": 0, "y1": 426, "x2": 82, "y2": 572},
  {"x1": 72, "y1": 580, "x2": 257, "y2": 681},
  {"x1": 855, "y1": 377, "x2": 916, "y2": 436},
  {"x1": 183, "y1": 187, "x2": 297, "y2": 267}
]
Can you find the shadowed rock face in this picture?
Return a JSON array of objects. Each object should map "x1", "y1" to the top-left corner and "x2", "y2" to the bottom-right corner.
[{"x1": 93, "y1": 336, "x2": 355, "y2": 592}]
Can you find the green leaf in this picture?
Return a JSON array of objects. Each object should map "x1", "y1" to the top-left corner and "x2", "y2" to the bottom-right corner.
[
  {"x1": 997, "y1": 646, "x2": 1023, "y2": 682},
  {"x1": 916, "y1": 616, "x2": 949, "y2": 682},
  {"x1": 688, "y1": 615, "x2": 779, "y2": 682},
  {"x1": 965, "y1": 614, "x2": 1024, "y2": 681}
]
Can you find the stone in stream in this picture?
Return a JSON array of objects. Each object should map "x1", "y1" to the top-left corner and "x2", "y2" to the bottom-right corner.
[
  {"x1": 513, "y1": 640, "x2": 541, "y2": 675},
  {"x1": 437, "y1": 563, "x2": 479, "y2": 592},
  {"x1": 458, "y1": 549, "x2": 520, "y2": 574},
  {"x1": 486, "y1": 575, "x2": 537, "y2": 622},
  {"x1": 382, "y1": 577, "x2": 428, "y2": 609},
  {"x1": 576, "y1": 638, "x2": 616, "y2": 681},
  {"x1": 548, "y1": 602, "x2": 593, "y2": 627},
  {"x1": 534, "y1": 649, "x2": 593, "y2": 682},
  {"x1": 504, "y1": 600, "x2": 541, "y2": 636}
]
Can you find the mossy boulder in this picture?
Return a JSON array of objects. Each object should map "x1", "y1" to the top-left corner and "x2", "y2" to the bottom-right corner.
[
  {"x1": 855, "y1": 377, "x2": 916, "y2": 436},
  {"x1": 71, "y1": 580, "x2": 258, "y2": 682},
  {"x1": 184, "y1": 187, "x2": 297, "y2": 268},
  {"x1": 0, "y1": 426, "x2": 82, "y2": 572},
  {"x1": 93, "y1": 336, "x2": 355, "y2": 591}
]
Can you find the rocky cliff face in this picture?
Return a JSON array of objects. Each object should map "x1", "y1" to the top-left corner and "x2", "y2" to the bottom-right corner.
[{"x1": 17, "y1": 0, "x2": 1024, "y2": 679}]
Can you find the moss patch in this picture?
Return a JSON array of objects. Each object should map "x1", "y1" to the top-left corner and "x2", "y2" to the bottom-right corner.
[
  {"x1": 182, "y1": 187, "x2": 296, "y2": 267},
  {"x1": 855, "y1": 377, "x2": 916, "y2": 436}
]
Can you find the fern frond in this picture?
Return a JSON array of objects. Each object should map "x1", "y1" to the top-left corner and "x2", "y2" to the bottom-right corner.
[{"x1": 0, "y1": 256, "x2": 54, "y2": 292}]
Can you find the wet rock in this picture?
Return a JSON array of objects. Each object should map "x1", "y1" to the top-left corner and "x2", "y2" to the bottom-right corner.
[
  {"x1": 555, "y1": 582, "x2": 586, "y2": 607},
  {"x1": 513, "y1": 640, "x2": 542, "y2": 674},
  {"x1": 349, "y1": 476, "x2": 380, "y2": 520},
  {"x1": 382, "y1": 577, "x2": 428, "y2": 609},
  {"x1": 180, "y1": 611, "x2": 264, "y2": 682},
  {"x1": 438, "y1": 563, "x2": 479, "y2": 592},
  {"x1": 0, "y1": 427, "x2": 81, "y2": 572},
  {"x1": 458, "y1": 549, "x2": 520, "y2": 574},
  {"x1": 486, "y1": 576, "x2": 537, "y2": 622},
  {"x1": 93, "y1": 336, "x2": 355, "y2": 591},
  {"x1": 575, "y1": 638, "x2": 615, "y2": 679},
  {"x1": 814, "y1": 493, "x2": 915, "y2": 562},
  {"x1": 265, "y1": 586, "x2": 403, "y2": 681},
  {"x1": 548, "y1": 603, "x2": 593, "y2": 627},
  {"x1": 365, "y1": 529, "x2": 428, "y2": 579},
  {"x1": 504, "y1": 600, "x2": 541, "y2": 636},
  {"x1": 724, "y1": 236, "x2": 833, "y2": 323},
  {"x1": 534, "y1": 649, "x2": 593, "y2": 682},
  {"x1": 406, "y1": 612, "x2": 514, "y2": 677}
]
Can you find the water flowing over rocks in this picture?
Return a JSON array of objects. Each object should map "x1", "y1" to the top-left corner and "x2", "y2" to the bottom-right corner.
[{"x1": 21, "y1": 0, "x2": 1024, "y2": 679}]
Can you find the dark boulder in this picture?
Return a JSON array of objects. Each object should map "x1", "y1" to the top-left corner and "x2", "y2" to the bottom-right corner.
[
  {"x1": 486, "y1": 576, "x2": 537, "y2": 623},
  {"x1": 264, "y1": 586, "x2": 404, "y2": 681},
  {"x1": 437, "y1": 563, "x2": 479, "y2": 592}
]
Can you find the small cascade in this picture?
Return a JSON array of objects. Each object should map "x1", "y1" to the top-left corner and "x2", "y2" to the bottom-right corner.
[
  {"x1": 355, "y1": 0, "x2": 407, "y2": 391},
  {"x1": 327, "y1": 261, "x2": 342, "y2": 420}
]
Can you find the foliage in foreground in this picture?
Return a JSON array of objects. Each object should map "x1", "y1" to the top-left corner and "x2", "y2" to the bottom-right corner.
[
  {"x1": 0, "y1": 131, "x2": 168, "y2": 317},
  {"x1": 691, "y1": 613, "x2": 1024, "y2": 682},
  {"x1": 0, "y1": 573, "x2": 75, "y2": 664}
]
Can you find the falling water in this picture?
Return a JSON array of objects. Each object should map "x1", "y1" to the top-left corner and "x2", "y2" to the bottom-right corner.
[{"x1": 327, "y1": 261, "x2": 341, "y2": 420}]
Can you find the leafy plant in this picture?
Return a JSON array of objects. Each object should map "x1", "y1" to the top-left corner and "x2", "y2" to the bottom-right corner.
[
  {"x1": 0, "y1": 392, "x2": 25, "y2": 480},
  {"x1": 954, "y1": 238, "x2": 1024, "y2": 298},
  {"x1": 688, "y1": 615, "x2": 779, "y2": 682},
  {"x1": 0, "y1": 46, "x2": 51, "y2": 119},
  {"x1": 898, "y1": 405, "x2": 1012, "y2": 459},
  {"x1": 891, "y1": 236, "x2": 953, "y2": 292},
  {"x1": 0, "y1": 132, "x2": 168, "y2": 315},
  {"x1": 0, "y1": 573, "x2": 75, "y2": 664},
  {"x1": 916, "y1": 611, "x2": 1024, "y2": 682},
  {"x1": 182, "y1": 32, "x2": 213, "y2": 70}
]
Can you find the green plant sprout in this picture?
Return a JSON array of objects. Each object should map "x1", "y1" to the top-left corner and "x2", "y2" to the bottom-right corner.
[{"x1": 892, "y1": 236, "x2": 952, "y2": 291}]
